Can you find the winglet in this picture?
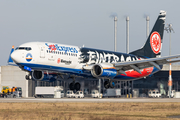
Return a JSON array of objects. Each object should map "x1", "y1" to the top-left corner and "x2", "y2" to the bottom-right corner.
[{"x1": 7, "y1": 45, "x2": 15, "y2": 64}]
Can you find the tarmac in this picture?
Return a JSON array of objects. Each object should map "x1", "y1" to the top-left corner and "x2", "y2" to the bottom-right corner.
[{"x1": 0, "y1": 98, "x2": 180, "y2": 103}]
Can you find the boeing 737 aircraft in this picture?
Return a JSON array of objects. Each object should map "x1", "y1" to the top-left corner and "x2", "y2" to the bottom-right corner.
[{"x1": 9, "y1": 10, "x2": 180, "y2": 91}]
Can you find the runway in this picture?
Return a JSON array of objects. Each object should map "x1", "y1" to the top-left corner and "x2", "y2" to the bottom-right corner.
[{"x1": 0, "y1": 98, "x2": 180, "y2": 103}]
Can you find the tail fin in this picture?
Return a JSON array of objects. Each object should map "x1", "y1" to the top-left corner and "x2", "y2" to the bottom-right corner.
[
  {"x1": 7, "y1": 45, "x2": 15, "y2": 64},
  {"x1": 130, "y1": 10, "x2": 166, "y2": 58}
]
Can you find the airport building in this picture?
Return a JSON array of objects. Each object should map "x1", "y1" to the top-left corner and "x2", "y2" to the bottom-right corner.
[{"x1": 0, "y1": 65, "x2": 180, "y2": 97}]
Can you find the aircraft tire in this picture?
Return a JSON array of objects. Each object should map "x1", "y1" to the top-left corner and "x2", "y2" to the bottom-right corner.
[
  {"x1": 109, "y1": 80, "x2": 115, "y2": 88},
  {"x1": 25, "y1": 75, "x2": 29, "y2": 80},
  {"x1": 69, "y1": 83, "x2": 74, "y2": 90},
  {"x1": 74, "y1": 82, "x2": 81, "y2": 91},
  {"x1": 25, "y1": 75, "x2": 32, "y2": 80},
  {"x1": 104, "y1": 81, "x2": 109, "y2": 89}
]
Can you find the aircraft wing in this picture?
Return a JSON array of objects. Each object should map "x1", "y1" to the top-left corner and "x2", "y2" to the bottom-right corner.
[{"x1": 113, "y1": 55, "x2": 180, "y2": 74}]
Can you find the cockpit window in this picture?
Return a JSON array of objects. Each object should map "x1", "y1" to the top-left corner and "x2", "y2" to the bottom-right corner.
[{"x1": 15, "y1": 47, "x2": 32, "y2": 51}]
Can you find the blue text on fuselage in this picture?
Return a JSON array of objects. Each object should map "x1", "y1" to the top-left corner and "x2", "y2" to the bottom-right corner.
[{"x1": 45, "y1": 43, "x2": 78, "y2": 53}]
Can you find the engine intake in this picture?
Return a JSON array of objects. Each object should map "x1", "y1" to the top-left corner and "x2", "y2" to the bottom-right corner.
[
  {"x1": 32, "y1": 70, "x2": 44, "y2": 81},
  {"x1": 91, "y1": 63, "x2": 117, "y2": 78}
]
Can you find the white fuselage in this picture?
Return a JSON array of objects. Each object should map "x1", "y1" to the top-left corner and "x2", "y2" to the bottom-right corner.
[{"x1": 11, "y1": 41, "x2": 158, "y2": 80}]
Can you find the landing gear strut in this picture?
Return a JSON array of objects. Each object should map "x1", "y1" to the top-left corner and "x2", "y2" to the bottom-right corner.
[
  {"x1": 69, "y1": 82, "x2": 81, "y2": 91},
  {"x1": 104, "y1": 80, "x2": 115, "y2": 89}
]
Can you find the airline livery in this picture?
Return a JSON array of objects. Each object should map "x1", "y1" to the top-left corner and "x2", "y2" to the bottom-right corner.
[{"x1": 9, "y1": 10, "x2": 180, "y2": 91}]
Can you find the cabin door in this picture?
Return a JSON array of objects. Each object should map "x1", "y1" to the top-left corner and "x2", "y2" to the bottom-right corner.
[{"x1": 38, "y1": 45, "x2": 45, "y2": 58}]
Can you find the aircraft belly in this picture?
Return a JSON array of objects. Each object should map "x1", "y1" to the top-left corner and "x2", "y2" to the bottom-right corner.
[
  {"x1": 20, "y1": 61, "x2": 158, "y2": 81},
  {"x1": 19, "y1": 63, "x2": 82, "y2": 73}
]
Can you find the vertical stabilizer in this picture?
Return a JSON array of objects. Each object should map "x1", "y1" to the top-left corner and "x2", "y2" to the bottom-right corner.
[{"x1": 130, "y1": 10, "x2": 166, "y2": 58}]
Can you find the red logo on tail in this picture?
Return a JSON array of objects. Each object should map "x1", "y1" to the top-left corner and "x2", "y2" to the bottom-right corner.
[{"x1": 150, "y1": 32, "x2": 161, "y2": 54}]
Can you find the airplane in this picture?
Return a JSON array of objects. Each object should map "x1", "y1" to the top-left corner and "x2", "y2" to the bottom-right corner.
[{"x1": 9, "y1": 10, "x2": 180, "y2": 91}]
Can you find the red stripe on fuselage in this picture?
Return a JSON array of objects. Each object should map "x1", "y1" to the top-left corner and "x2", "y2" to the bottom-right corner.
[{"x1": 121, "y1": 67, "x2": 154, "y2": 78}]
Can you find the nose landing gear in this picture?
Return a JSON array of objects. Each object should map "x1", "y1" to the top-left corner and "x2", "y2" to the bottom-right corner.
[{"x1": 25, "y1": 74, "x2": 32, "y2": 80}]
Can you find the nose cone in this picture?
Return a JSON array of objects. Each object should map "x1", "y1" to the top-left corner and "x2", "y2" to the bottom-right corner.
[{"x1": 11, "y1": 51, "x2": 18, "y2": 63}]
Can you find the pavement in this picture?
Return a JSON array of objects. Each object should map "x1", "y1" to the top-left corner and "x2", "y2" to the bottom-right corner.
[{"x1": 0, "y1": 98, "x2": 180, "y2": 103}]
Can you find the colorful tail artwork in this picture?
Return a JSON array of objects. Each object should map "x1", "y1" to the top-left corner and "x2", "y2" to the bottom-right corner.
[{"x1": 130, "y1": 10, "x2": 166, "y2": 58}]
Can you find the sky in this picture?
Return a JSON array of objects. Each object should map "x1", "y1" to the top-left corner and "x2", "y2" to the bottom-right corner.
[{"x1": 0, "y1": 0, "x2": 179, "y2": 66}]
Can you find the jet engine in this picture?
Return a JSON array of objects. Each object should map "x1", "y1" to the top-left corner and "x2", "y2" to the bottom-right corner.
[
  {"x1": 91, "y1": 63, "x2": 117, "y2": 78},
  {"x1": 31, "y1": 70, "x2": 44, "y2": 81},
  {"x1": 31, "y1": 70, "x2": 58, "y2": 82}
]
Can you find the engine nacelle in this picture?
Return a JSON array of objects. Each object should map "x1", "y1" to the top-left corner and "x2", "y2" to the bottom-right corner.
[
  {"x1": 91, "y1": 63, "x2": 117, "y2": 78},
  {"x1": 31, "y1": 70, "x2": 44, "y2": 81},
  {"x1": 31, "y1": 71, "x2": 58, "y2": 82}
]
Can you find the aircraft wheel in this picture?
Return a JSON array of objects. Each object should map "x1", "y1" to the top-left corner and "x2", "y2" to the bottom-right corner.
[
  {"x1": 104, "y1": 81, "x2": 109, "y2": 89},
  {"x1": 29, "y1": 75, "x2": 32, "y2": 80},
  {"x1": 69, "y1": 83, "x2": 74, "y2": 90},
  {"x1": 25, "y1": 75, "x2": 29, "y2": 80},
  {"x1": 25, "y1": 75, "x2": 32, "y2": 80},
  {"x1": 74, "y1": 82, "x2": 81, "y2": 91},
  {"x1": 109, "y1": 80, "x2": 115, "y2": 88}
]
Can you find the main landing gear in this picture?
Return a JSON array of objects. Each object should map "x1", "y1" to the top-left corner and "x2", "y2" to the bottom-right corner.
[
  {"x1": 69, "y1": 81, "x2": 81, "y2": 91},
  {"x1": 104, "y1": 80, "x2": 115, "y2": 89}
]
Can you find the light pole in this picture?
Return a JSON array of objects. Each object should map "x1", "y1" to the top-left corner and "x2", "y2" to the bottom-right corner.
[
  {"x1": 114, "y1": 16, "x2": 117, "y2": 52},
  {"x1": 126, "y1": 16, "x2": 129, "y2": 54},
  {"x1": 110, "y1": 13, "x2": 117, "y2": 52},
  {"x1": 165, "y1": 23, "x2": 175, "y2": 98},
  {"x1": 146, "y1": 16, "x2": 150, "y2": 38}
]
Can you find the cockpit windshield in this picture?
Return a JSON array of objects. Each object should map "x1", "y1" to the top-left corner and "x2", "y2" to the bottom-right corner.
[{"x1": 15, "y1": 47, "x2": 32, "y2": 51}]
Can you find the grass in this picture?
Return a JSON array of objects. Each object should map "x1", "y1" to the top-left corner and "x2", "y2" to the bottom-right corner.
[{"x1": 0, "y1": 102, "x2": 179, "y2": 120}]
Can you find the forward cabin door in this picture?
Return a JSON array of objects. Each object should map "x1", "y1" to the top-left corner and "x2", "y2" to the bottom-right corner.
[{"x1": 38, "y1": 45, "x2": 45, "y2": 58}]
